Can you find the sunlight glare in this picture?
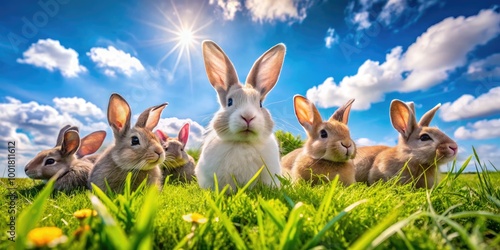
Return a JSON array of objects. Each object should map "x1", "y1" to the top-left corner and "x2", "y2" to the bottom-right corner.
[{"x1": 179, "y1": 28, "x2": 194, "y2": 46}]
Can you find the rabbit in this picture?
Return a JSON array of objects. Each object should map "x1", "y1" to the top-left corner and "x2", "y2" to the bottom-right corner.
[
  {"x1": 155, "y1": 123, "x2": 196, "y2": 183},
  {"x1": 195, "y1": 40, "x2": 285, "y2": 191},
  {"x1": 281, "y1": 95, "x2": 357, "y2": 186},
  {"x1": 88, "y1": 93, "x2": 167, "y2": 193},
  {"x1": 354, "y1": 100, "x2": 458, "y2": 188},
  {"x1": 25, "y1": 126, "x2": 106, "y2": 192}
]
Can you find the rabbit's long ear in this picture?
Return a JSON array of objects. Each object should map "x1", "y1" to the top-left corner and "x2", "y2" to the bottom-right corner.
[
  {"x1": 329, "y1": 99, "x2": 355, "y2": 125},
  {"x1": 294, "y1": 95, "x2": 322, "y2": 134},
  {"x1": 407, "y1": 102, "x2": 416, "y2": 116},
  {"x1": 155, "y1": 130, "x2": 168, "y2": 142},
  {"x1": 108, "y1": 93, "x2": 131, "y2": 137},
  {"x1": 202, "y1": 40, "x2": 240, "y2": 106},
  {"x1": 136, "y1": 103, "x2": 167, "y2": 131},
  {"x1": 56, "y1": 124, "x2": 72, "y2": 146},
  {"x1": 419, "y1": 103, "x2": 441, "y2": 127},
  {"x1": 178, "y1": 123, "x2": 190, "y2": 149},
  {"x1": 390, "y1": 100, "x2": 417, "y2": 139},
  {"x1": 77, "y1": 131, "x2": 106, "y2": 158},
  {"x1": 61, "y1": 130, "x2": 80, "y2": 157},
  {"x1": 246, "y1": 43, "x2": 286, "y2": 101}
]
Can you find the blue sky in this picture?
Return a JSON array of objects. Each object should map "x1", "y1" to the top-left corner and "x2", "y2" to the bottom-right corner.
[{"x1": 0, "y1": 0, "x2": 499, "y2": 177}]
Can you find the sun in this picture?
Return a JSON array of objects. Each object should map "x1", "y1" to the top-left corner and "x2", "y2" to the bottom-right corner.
[
  {"x1": 142, "y1": 1, "x2": 211, "y2": 84},
  {"x1": 179, "y1": 28, "x2": 194, "y2": 46}
]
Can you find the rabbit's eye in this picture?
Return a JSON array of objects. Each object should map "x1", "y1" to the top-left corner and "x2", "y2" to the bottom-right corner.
[
  {"x1": 228, "y1": 98, "x2": 233, "y2": 107},
  {"x1": 419, "y1": 134, "x2": 432, "y2": 141},
  {"x1": 260, "y1": 101, "x2": 263, "y2": 108},
  {"x1": 45, "y1": 158, "x2": 55, "y2": 165},
  {"x1": 320, "y1": 129, "x2": 328, "y2": 138},
  {"x1": 131, "y1": 136, "x2": 140, "y2": 146}
]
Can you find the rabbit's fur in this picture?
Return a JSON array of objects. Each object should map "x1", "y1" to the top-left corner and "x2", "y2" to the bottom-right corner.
[
  {"x1": 195, "y1": 40, "x2": 285, "y2": 191},
  {"x1": 88, "y1": 94, "x2": 166, "y2": 193},
  {"x1": 281, "y1": 95, "x2": 356, "y2": 186},
  {"x1": 25, "y1": 125, "x2": 106, "y2": 192},
  {"x1": 155, "y1": 123, "x2": 196, "y2": 183},
  {"x1": 354, "y1": 100, "x2": 458, "y2": 188}
]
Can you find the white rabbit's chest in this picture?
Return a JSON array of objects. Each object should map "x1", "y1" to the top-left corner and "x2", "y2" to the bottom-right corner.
[{"x1": 196, "y1": 135, "x2": 281, "y2": 189}]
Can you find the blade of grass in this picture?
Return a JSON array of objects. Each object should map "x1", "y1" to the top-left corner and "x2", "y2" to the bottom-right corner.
[
  {"x1": 350, "y1": 207, "x2": 404, "y2": 250},
  {"x1": 235, "y1": 166, "x2": 264, "y2": 198},
  {"x1": 279, "y1": 202, "x2": 305, "y2": 250},
  {"x1": 303, "y1": 199, "x2": 366, "y2": 250},
  {"x1": 90, "y1": 195, "x2": 129, "y2": 250},
  {"x1": 259, "y1": 198, "x2": 285, "y2": 231},
  {"x1": 256, "y1": 206, "x2": 266, "y2": 248},
  {"x1": 15, "y1": 179, "x2": 55, "y2": 249},
  {"x1": 206, "y1": 196, "x2": 247, "y2": 250},
  {"x1": 91, "y1": 183, "x2": 119, "y2": 214},
  {"x1": 131, "y1": 187, "x2": 159, "y2": 250},
  {"x1": 315, "y1": 175, "x2": 339, "y2": 225}
]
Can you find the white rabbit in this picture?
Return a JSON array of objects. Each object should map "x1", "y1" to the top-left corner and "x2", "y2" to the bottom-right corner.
[{"x1": 195, "y1": 40, "x2": 285, "y2": 191}]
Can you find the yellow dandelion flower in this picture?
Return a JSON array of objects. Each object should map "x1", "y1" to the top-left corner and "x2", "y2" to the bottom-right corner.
[
  {"x1": 182, "y1": 213, "x2": 208, "y2": 224},
  {"x1": 27, "y1": 227, "x2": 67, "y2": 248},
  {"x1": 73, "y1": 209, "x2": 97, "y2": 220}
]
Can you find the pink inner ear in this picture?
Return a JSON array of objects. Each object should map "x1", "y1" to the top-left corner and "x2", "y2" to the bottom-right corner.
[
  {"x1": 178, "y1": 123, "x2": 190, "y2": 147},
  {"x1": 155, "y1": 130, "x2": 168, "y2": 142}
]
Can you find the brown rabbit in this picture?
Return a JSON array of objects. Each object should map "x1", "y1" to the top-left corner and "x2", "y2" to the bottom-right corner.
[
  {"x1": 281, "y1": 95, "x2": 356, "y2": 186},
  {"x1": 25, "y1": 126, "x2": 106, "y2": 192},
  {"x1": 155, "y1": 123, "x2": 196, "y2": 183},
  {"x1": 88, "y1": 93, "x2": 167, "y2": 193},
  {"x1": 354, "y1": 100, "x2": 458, "y2": 188}
]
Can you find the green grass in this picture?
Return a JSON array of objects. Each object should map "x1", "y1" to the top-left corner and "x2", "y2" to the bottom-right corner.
[{"x1": 1, "y1": 152, "x2": 499, "y2": 249}]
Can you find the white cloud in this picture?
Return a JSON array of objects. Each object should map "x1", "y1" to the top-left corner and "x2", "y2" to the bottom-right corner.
[
  {"x1": 0, "y1": 97, "x2": 108, "y2": 177},
  {"x1": 245, "y1": 0, "x2": 312, "y2": 24},
  {"x1": 307, "y1": 46, "x2": 404, "y2": 110},
  {"x1": 378, "y1": 0, "x2": 406, "y2": 26},
  {"x1": 307, "y1": 9, "x2": 500, "y2": 110},
  {"x1": 209, "y1": 0, "x2": 242, "y2": 20},
  {"x1": 454, "y1": 118, "x2": 500, "y2": 140},
  {"x1": 467, "y1": 53, "x2": 500, "y2": 80},
  {"x1": 440, "y1": 87, "x2": 500, "y2": 121},
  {"x1": 401, "y1": 9, "x2": 500, "y2": 92},
  {"x1": 347, "y1": 0, "x2": 440, "y2": 31},
  {"x1": 87, "y1": 46, "x2": 145, "y2": 77},
  {"x1": 53, "y1": 97, "x2": 105, "y2": 119},
  {"x1": 451, "y1": 145, "x2": 500, "y2": 173},
  {"x1": 352, "y1": 11, "x2": 371, "y2": 30},
  {"x1": 208, "y1": 0, "x2": 314, "y2": 24},
  {"x1": 156, "y1": 117, "x2": 206, "y2": 149},
  {"x1": 475, "y1": 144, "x2": 500, "y2": 168},
  {"x1": 356, "y1": 137, "x2": 377, "y2": 146},
  {"x1": 324, "y1": 28, "x2": 339, "y2": 48},
  {"x1": 16, "y1": 39, "x2": 87, "y2": 78}
]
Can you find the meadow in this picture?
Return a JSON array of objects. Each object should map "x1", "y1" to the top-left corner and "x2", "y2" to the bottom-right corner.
[{"x1": 0, "y1": 132, "x2": 499, "y2": 249}]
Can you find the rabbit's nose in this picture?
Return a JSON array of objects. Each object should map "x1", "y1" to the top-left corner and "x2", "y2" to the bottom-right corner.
[
  {"x1": 241, "y1": 115, "x2": 255, "y2": 126},
  {"x1": 341, "y1": 142, "x2": 351, "y2": 149},
  {"x1": 449, "y1": 145, "x2": 458, "y2": 155}
]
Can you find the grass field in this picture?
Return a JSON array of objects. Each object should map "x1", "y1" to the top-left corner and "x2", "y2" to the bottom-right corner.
[
  {"x1": 1, "y1": 131, "x2": 499, "y2": 249},
  {"x1": 1, "y1": 164, "x2": 499, "y2": 249}
]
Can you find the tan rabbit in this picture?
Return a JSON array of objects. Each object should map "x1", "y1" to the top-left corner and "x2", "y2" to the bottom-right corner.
[
  {"x1": 281, "y1": 95, "x2": 356, "y2": 186},
  {"x1": 88, "y1": 93, "x2": 167, "y2": 193},
  {"x1": 354, "y1": 100, "x2": 458, "y2": 188},
  {"x1": 25, "y1": 126, "x2": 106, "y2": 192},
  {"x1": 155, "y1": 123, "x2": 196, "y2": 183}
]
